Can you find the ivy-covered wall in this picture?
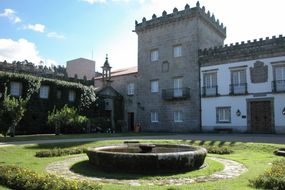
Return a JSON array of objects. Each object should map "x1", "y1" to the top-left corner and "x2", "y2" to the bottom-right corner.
[{"x1": 0, "y1": 71, "x2": 97, "y2": 134}]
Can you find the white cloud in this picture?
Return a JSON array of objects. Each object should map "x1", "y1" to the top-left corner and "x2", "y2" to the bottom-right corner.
[
  {"x1": 25, "y1": 24, "x2": 46, "y2": 33},
  {"x1": 0, "y1": 38, "x2": 58, "y2": 66},
  {"x1": 0, "y1": 8, "x2": 21, "y2": 23},
  {"x1": 82, "y1": 0, "x2": 106, "y2": 4},
  {"x1": 47, "y1": 32, "x2": 65, "y2": 39}
]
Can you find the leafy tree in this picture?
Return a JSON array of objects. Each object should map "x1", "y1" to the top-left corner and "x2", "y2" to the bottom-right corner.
[
  {"x1": 0, "y1": 92, "x2": 26, "y2": 137},
  {"x1": 48, "y1": 105, "x2": 89, "y2": 135}
]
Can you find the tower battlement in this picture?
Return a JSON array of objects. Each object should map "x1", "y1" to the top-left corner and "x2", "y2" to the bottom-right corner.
[
  {"x1": 199, "y1": 34, "x2": 285, "y2": 65},
  {"x1": 135, "y1": 1, "x2": 226, "y2": 37}
]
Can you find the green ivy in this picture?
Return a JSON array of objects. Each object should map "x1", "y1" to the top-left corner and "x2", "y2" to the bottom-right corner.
[{"x1": 0, "y1": 71, "x2": 97, "y2": 134}]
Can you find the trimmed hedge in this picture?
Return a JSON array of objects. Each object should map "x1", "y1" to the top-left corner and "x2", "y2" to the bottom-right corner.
[
  {"x1": 35, "y1": 147, "x2": 86, "y2": 157},
  {"x1": 205, "y1": 146, "x2": 233, "y2": 155},
  {"x1": 0, "y1": 165, "x2": 101, "y2": 190},
  {"x1": 250, "y1": 159, "x2": 285, "y2": 190}
]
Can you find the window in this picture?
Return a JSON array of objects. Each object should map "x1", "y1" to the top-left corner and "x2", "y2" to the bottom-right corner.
[
  {"x1": 151, "y1": 112, "x2": 158, "y2": 123},
  {"x1": 150, "y1": 49, "x2": 159, "y2": 62},
  {"x1": 150, "y1": 80, "x2": 159, "y2": 93},
  {"x1": 231, "y1": 69, "x2": 247, "y2": 94},
  {"x1": 232, "y1": 70, "x2": 246, "y2": 85},
  {"x1": 68, "y1": 90, "x2": 76, "y2": 102},
  {"x1": 10, "y1": 82, "x2": 22, "y2": 97},
  {"x1": 162, "y1": 61, "x2": 169, "y2": 72},
  {"x1": 173, "y1": 77, "x2": 183, "y2": 97},
  {"x1": 174, "y1": 111, "x2": 183, "y2": 122},
  {"x1": 56, "y1": 90, "x2": 62, "y2": 99},
  {"x1": 39, "y1": 85, "x2": 49, "y2": 99},
  {"x1": 127, "y1": 83, "x2": 135, "y2": 95},
  {"x1": 216, "y1": 107, "x2": 231, "y2": 123},
  {"x1": 173, "y1": 45, "x2": 182, "y2": 57},
  {"x1": 274, "y1": 65, "x2": 285, "y2": 92},
  {"x1": 203, "y1": 72, "x2": 217, "y2": 96}
]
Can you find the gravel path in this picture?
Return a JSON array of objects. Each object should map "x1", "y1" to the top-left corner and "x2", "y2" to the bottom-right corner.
[{"x1": 46, "y1": 155, "x2": 247, "y2": 186}]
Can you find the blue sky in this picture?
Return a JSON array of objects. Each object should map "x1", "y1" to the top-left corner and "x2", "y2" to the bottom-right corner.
[{"x1": 0, "y1": 0, "x2": 285, "y2": 71}]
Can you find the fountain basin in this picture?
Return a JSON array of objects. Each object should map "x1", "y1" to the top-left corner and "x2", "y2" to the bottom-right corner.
[{"x1": 86, "y1": 144, "x2": 207, "y2": 173}]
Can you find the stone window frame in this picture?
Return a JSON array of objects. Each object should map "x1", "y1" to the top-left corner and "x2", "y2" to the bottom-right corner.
[
  {"x1": 150, "y1": 79, "x2": 159, "y2": 93},
  {"x1": 271, "y1": 62, "x2": 285, "y2": 81},
  {"x1": 10, "y1": 81, "x2": 22, "y2": 97},
  {"x1": 174, "y1": 110, "x2": 183, "y2": 123},
  {"x1": 229, "y1": 66, "x2": 247, "y2": 85},
  {"x1": 203, "y1": 71, "x2": 218, "y2": 88},
  {"x1": 173, "y1": 44, "x2": 182, "y2": 58},
  {"x1": 216, "y1": 106, "x2": 231, "y2": 123},
  {"x1": 150, "y1": 111, "x2": 159, "y2": 123},
  {"x1": 127, "y1": 83, "x2": 135, "y2": 96},
  {"x1": 161, "y1": 61, "x2": 169, "y2": 72},
  {"x1": 39, "y1": 85, "x2": 50, "y2": 99},
  {"x1": 150, "y1": 48, "x2": 159, "y2": 62}
]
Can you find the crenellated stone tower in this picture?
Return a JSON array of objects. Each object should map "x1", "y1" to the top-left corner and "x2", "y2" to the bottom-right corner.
[{"x1": 134, "y1": 2, "x2": 226, "y2": 132}]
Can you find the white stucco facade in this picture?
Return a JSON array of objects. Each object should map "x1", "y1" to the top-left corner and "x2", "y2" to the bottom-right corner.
[{"x1": 201, "y1": 56, "x2": 285, "y2": 133}]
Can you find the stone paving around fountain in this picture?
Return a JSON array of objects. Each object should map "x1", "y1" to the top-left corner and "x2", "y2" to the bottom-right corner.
[{"x1": 46, "y1": 155, "x2": 247, "y2": 186}]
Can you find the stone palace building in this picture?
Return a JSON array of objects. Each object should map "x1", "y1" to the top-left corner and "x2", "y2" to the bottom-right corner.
[{"x1": 95, "y1": 2, "x2": 285, "y2": 133}]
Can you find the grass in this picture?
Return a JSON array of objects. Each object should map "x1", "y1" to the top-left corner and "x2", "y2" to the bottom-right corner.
[
  {"x1": 0, "y1": 132, "x2": 172, "y2": 142},
  {"x1": 0, "y1": 139, "x2": 283, "y2": 190}
]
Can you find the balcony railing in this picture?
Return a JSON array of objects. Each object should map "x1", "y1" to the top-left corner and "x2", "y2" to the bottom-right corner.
[
  {"x1": 202, "y1": 86, "x2": 218, "y2": 97},
  {"x1": 229, "y1": 83, "x2": 247, "y2": 95},
  {"x1": 162, "y1": 88, "x2": 190, "y2": 100},
  {"x1": 272, "y1": 80, "x2": 285, "y2": 92}
]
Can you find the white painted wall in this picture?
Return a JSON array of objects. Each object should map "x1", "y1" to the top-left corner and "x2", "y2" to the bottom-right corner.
[{"x1": 201, "y1": 56, "x2": 285, "y2": 133}]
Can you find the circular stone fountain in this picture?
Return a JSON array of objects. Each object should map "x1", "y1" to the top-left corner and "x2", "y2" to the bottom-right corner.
[{"x1": 86, "y1": 143, "x2": 207, "y2": 173}]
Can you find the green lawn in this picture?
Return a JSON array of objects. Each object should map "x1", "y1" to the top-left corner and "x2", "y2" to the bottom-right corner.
[
  {"x1": 0, "y1": 139, "x2": 283, "y2": 190},
  {"x1": 0, "y1": 132, "x2": 172, "y2": 142}
]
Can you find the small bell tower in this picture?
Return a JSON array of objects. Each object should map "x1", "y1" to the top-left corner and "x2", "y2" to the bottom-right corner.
[{"x1": 101, "y1": 54, "x2": 112, "y2": 86}]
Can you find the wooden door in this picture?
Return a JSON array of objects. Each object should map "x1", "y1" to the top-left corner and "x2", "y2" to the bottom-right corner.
[
  {"x1": 250, "y1": 101, "x2": 272, "y2": 133},
  {"x1": 128, "y1": 112, "x2": 134, "y2": 131}
]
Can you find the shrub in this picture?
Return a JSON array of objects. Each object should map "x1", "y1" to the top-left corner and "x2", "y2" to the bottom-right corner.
[
  {"x1": 35, "y1": 147, "x2": 86, "y2": 157},
  {"x1": 0, "y1": 165, "x2": 102, "y2": 190},
  {"x1": 48, "y1": 105, "x2": 89, "y2": 134},
  {"x1": 249, "y1": 159, "x2": 285, "y2": 190},
  {"x1": 0, "y1": 92, "x2": 26, "y2": 137},
  {"x1": 90, "y1": 117, "x2": 112, "y2": 133},
  {"x1": 205, "y1": 146, "x2": 233, "y2": 154}
]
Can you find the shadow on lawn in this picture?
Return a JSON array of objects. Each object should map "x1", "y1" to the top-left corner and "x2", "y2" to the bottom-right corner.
[
  {"x1": 70, "y1": 160, "x2": 194, "y2": 180},
  {"x1": 181, "y1": 139, "x2": 237, "y2": 147}
]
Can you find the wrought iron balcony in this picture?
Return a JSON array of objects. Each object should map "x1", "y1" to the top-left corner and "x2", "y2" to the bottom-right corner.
[
  {"x1": 229, "y1": 83, "x2": 247, "y2": 95},
  {"x1": 272, "y1": 80, "x2": 285, "y2": 93},
  {"x1": 202, "y1": 86, "x2": 218, "y2": 97},
  {"x1": 162, "y1": 88, "x2": 190, "y2": 100}
]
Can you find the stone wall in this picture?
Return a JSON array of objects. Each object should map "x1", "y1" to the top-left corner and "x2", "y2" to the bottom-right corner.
[
  {"x1": 95, "y1": 72, "x2": 138, "y2": 131},
  {"x1": 199, "y1": 35, "x2": 285, "y2": 66},
  {"x1": 134, "y1": 2, "x2": 226, "y2": 132}
]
